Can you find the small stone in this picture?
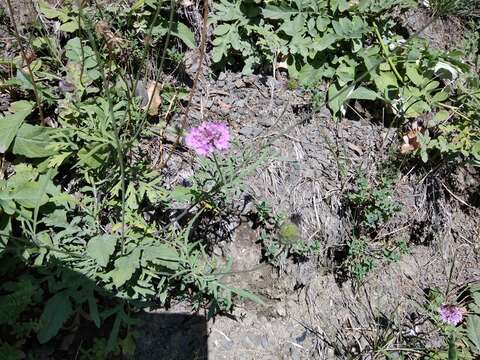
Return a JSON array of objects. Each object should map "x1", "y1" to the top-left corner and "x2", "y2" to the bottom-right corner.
[
  {"x1": 258, "y1": 117, "x2": 275, "y2": 127},
  {"x1": 217, "y1": 80, "x2": 225, "y2": 87},
  {"x1": 222, "y1": 339, "x2": 234, "y2": 351},
  {"x1": 239, "y1": 126, "x2": 262, "y2": 137},
  {"x1": 218, "y1": 72, "x2": 226, "y2": 81},
  {"x1": 244, "y1": 75, "x2": 256, "y2": 85},
  {"x1": 261, "y1": 335, "x2": 269, "y2": 349},
  {"x1": 234, "y1": 79, "x2": 244, "y2": 88},
  {"x1": 276, "y1": 303, "x2": 286, "y2": 317}
]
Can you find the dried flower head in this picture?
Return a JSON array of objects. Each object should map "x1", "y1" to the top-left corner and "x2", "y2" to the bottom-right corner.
[
  {"x1": 439, "y1": 304, "x2": 464, "y2": 325},
  {"x1": 185, "y1": 122, "x2": 230, "y2": 156}
]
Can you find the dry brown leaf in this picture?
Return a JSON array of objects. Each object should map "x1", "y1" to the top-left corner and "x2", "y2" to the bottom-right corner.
[
  {"x1": 144, "y1": 81, "x2": 162, "y2": 116},
  {"x1": 400, "y1": 121, "x2": 423, "y2": 154}
]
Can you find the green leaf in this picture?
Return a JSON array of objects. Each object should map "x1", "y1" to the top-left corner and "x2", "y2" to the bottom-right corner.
[
  {"x1": 109, "y1": 250, "x2": 141, "y2": 288},
  {"x1": 142, "y1": 244, "x2": 179, "y2": 270},
  {"x1": 12, "y1": 124, "x2": 56, "y2": 158},
  {"x1": 0, "y1": 101, "x2": 33, "y2": 153},
  {"x1": 37, "y1": 292, "x2": 72, "y2": 344},
  {"x1": 38, "y1": 0, "x2": 69, "y2": 20},
  {"x1": 262, "y1": 4, "x2": 297, "y2": 20},
  {"x1": 328, "y1": 83, "x2": 351, "y2": 114},
  {"x1": 431, "y1": 90, "x2": 449, "y2": 103},
  {"x1": 59, "y1": 21, "x2": 79, "y2": 33},
  {"x1": 405, "y1": 63, "x2": 425, "y2": 86},
  {"x1": 467, "y1": 315, "x2": 480, "y2": 353},
  {"x1": 65, "y1": 38, "x2": 97, "y2": 69},
  {"x1": 87, "y1": 235, "x2": 118, "y2": 267},
  {"x1": 13, "y1": 181, "x2": 50, "y2": 209},
  {"x1": 349, "y1": 86, "x2": 378, "y2": 100},
  {"x1": 431, "y1": 110, "x2": 450, "y2": 126},
  {"x1": 172, "y1": 22, "x2": 196, "y2": 49}
]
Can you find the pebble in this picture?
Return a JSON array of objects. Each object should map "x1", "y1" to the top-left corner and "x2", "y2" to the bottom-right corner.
[
  {"x1": 218, "y1": 72, "x2": 226, "y2": 81},
  {"x1": 239, "y1": 126, "x2": 262, "y2": 137},
  {"x1": 276, "y1": 303, "x2": 286, "y2": 317},
  {"x1": 258, "y1": 117, "x2": 275, "y2": 127},
  {"x1": 234, "y1": 79, "x2": 245, "y2": 88}
]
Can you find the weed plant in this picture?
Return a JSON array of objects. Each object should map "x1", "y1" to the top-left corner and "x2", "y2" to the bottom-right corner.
[{"x1": 0, "y1": 0, "x2": 264, "y2": 356}]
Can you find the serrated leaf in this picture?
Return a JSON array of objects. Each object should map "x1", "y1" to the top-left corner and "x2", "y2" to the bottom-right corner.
[
  {"x1": 87, "y1": 235, "x2": 117, "y2": 267},
  {"x1": 12, "y1": 124, "x2": 56, "y2": 158},
  {"x1": 37, "y1": 292, "x2": 72, "y2": 344},
  {"x1": 0, "y1": 101, "x2": 33, "y2": 153}
]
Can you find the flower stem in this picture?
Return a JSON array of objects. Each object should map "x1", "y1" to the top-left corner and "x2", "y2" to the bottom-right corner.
[{"x1": 212, "y1": 153, "x2": 225, "y2": 185}]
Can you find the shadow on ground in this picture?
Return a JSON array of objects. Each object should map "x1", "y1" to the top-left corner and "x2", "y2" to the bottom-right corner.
[{"x1": 134, "y1": 312, "x2": 208, "y2": 360}]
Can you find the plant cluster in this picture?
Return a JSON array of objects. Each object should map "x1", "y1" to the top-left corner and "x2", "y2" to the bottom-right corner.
[
  {"x1": 211, "y1": 0, "x2": 480, "y2": 163},
  {"x1": 344, "y1": 169, "x2": 405, "y2": 280},
  {"x1": 0, "y1": 0, "x2": 264, "y2": 356},
  {"x1": 254, "y1": 203, "x2": 322, "y2": 266},
  {"x1": 426, "y1": 283, "x2": 480, "y2": 358}
]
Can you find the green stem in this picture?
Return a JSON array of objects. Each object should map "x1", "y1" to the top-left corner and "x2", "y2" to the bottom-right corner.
[
  {"x1": 212, "y1": 153, "x2": 225, "y2": 185},
  {"x1": 78, "y1": 5, "x2": 127, "y2": 254},
  {"x1": 373, "y1": 22, "x2": 404, "y2": 85},
  {"x1": 6, "y1": 0, "x2": 45, "y2": 125}
]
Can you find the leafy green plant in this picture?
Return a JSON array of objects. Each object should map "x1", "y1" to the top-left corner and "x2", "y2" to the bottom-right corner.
[
  {"x1": 348, "y1": 170, "x2": 401, "y2": 231},
  {"x1": 342, "y1": 167, "x2": 404, "y2": 280},
  {"x1": 425, "y1": 283, "x2": 480, "y2": 359},
  {"x1": 0, "y1": 0, "x2": 267, "y2": 356}
]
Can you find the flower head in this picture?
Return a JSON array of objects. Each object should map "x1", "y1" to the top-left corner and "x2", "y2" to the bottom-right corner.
[
  {"x1": 439, "y1": 304, "x2": 464, "y2": 326},
  {"x1": 185, "y1": 122, "x2": 230, "y2": 156}
]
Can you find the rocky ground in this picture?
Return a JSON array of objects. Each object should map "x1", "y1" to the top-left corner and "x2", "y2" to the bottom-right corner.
[
  {"x1": 134, "y1": 67, "x2": 480, "y2": 359},
  {"x1": 1, "y1": 1, "x2": 478, "y2": 358}
]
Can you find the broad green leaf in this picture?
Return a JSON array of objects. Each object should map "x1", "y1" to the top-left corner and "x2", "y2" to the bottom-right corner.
[
  {"x1": 109, "y1": 250, "x2": 141, "y2": 288},
  {"x1": 153, "y1": 21, "x2": 196, "y2": 49},
  {"x1": 13, "y1": 181, "x2": 49, "y2": 209},
  {"x1": 467, "y1": 315, "x2": 480, "y2": 353},
  {"x1": 65, "y1": 38, "x2": 97, "y2": 69},
  {"x1": 87, "y1": 235, "x2": 117, "y2": 267},
  {"x1": 172, "y1": 22, "x2": 196, "y2": 49},
  {"x1": 59, "y1": 21, "x2": 79, "y2": 33},
  {"x1": 431, "y1": 90, "x2": 449, "y2": 103},
  {"x1": 12, "y1": 124, "x2": 56, "y2": 158},
  {"x1": 0, "y1": 101, "x2": 33, "y2": 153},
  {"x1": 328, "y1": 83, "x2": 351, "y2": 114},
  {"x1": 431, "y1": 110, "x2": 450, "y2": 126},
  {"x1": 405, "y1": 63, "x2": 425, "y2": 87},
  {"x1": 142, "y1": 244, "x2": 179, "y2": 270},
  {"x1": 38, "y1": 0, "x2": 69, "y2": 21},
  {"x1": 262, "y1": 4, "x2": 297, "y2": 19},
  {"x1": 279, "y1": 14, "x2": 305, "y2": 37},
  {"x1": 349, "y1": 86, "x2": 378, "y2": 100},
  {"x1": 37, "y1": 292, "x2": 72, "y2": 344}
]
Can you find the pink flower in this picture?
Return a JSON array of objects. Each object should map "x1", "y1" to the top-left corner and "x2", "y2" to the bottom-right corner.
[
  {"x1": 439, "y1": 304, "x2": 464, "y2": 325},
  {"x1": 185, "y1": 122, "x2": 230, "y2": 156}
]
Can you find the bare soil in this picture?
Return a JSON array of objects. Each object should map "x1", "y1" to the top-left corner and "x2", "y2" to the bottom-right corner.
[{"x1": 134, "y1": 65, "x2": 480, "y2": 359}]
